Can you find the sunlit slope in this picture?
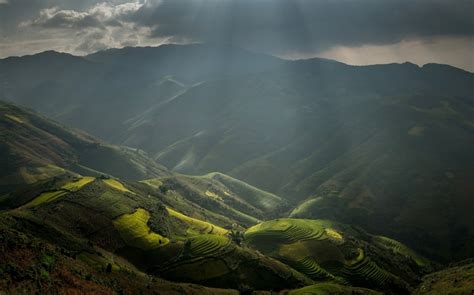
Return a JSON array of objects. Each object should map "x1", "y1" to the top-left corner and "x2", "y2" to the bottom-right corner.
[
  {"x1": 0, "y1": 215, "x2": 240, "y2": 294},
  {"x1": 0, "y1": 101, "x2": 168, "y2": 193},
  {"x1": 2, "y1": 45, "x2": 473, "y2": 262},
  {"x1": 128, "y1": 63, "x2": 473, "y2": 261},
  {"x1": 166, "y1": 207, "x2": 228, "y2": 236},
  {"x1": 0, "y1": 175, "x2": 313, "y2": 291},
  {"x1": 288, "y1": 283, "x2": 382, "y2": 295},
  {"x1": 245, "y1": 218, "x2": 434, "y2": 293},
  {"x1": 150, "y1": 172, "x2": 287, "y2": 226}
]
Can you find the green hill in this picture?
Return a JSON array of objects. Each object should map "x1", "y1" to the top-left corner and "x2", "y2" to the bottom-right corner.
[
  {"x1": 2, "y1": 46, "x2": 473, "y2": 262},
  {"x1": 0, "y1": 45, "x2": 472, "y2": 293},
  {"x1": 0, "y1": 101, "x2": 169, "y2": 193},
  {"x1": 147, "y1": 172, "x2": 287, "y2": 226},
  {"x1": 0, "y1": 174, "x2": 312, "y2": 292},
  {"x1": 245, "y1": 218, "x2": 436, "y2": 293},
  {"x1": 413, "y1": 259, "x2": 474, "y2": 295}
]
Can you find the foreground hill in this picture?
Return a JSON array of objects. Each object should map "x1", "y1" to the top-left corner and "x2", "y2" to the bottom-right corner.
[
  {"x1": 0, "y1": 103, "x2": 451, "y2": 293},
  {"x1": 414, "y1": 259, "x2": 474, "y2": 295},
  {"x1": 0, "y1": 173, "x2": 434, "y2": 293},
  {"x1": 0, "y1": 101, "x2": 168, "y2": 193}
]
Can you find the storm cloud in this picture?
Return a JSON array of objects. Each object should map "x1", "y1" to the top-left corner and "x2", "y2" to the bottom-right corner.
[{"x1": 0, "y1": 0, "x2": 473, "y2": 70}]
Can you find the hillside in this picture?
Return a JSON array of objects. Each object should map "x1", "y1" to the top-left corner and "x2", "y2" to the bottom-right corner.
[
  {"x1": 0, "y1": 44, "x2": 473, "y2": 293},
  {"x1": 0, "y1": 172, "x2": 434, "y2": 293},
  {"x1": 0, "y1": 100, "x2": 168, "y2": 193},
  {"x1": 0, "y1": 102, "x2": 461, "y2": 294},
  {"x1": 0, "y1": 175, "x2": 309, "y2": 292},
  {"x1": 1, "y1": 45, "x2": 473, "y2": 263},
  {"x1": 414, "y1": 259, "x2": 474, "y2": 294}
]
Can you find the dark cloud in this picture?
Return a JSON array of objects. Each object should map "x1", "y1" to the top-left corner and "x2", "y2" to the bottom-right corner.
[
  {"x1": 132, "y1": 0, "x2": 474, "y2": 54},
  {"x1": 0, "y1": 0, "x2": 472, "y2": 70}
]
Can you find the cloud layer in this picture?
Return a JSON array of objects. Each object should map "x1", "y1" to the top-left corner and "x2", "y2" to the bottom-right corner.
[{"x1": 0, "y1": 0, "x2": 473, "y2": 70}]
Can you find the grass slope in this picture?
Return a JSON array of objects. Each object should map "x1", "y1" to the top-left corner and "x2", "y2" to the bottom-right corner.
[
  {"x1": 0, "y1": 100, "x2": 168, "y2": 194},
  {"x1": 245, "y1": 218, "x2": 431, "y2": 292},
  {"x1": 414, "y1": 260, "x2": 474, "y2": 295},
  {"x1": 166, "y1": 207, "x2": 228, "y2": 236},
  {"x1": 113, "y1": 208, "x2": 169, "y2": 250}
]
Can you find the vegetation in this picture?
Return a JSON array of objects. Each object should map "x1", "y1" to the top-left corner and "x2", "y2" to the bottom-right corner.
[
  {"x1": 244, "y1": 218, "x2": 423, "y2": 292},
  {"x1": 102, "y1": 178, "x2": 134, "y2": 194},
  {"x1": 166, "y1": 207, "x2": 228, "y2": 236},
  {"x1": 187, "y1": 234, "x2": 231, "y2": 257},
  {"x1": 414, "y1": 260, "x2": 474, "y2": 294},
  {"x1": 113, "y1": 208, "x2": 169, "y2": 250},
  {"x1": 288, "y1": 283, "x2": 382, "y2": 295},
  {"x1": 0, "y1": 48, "x2": 472, "y2": 294},
  {"x1": 22, "y1": 177, "x2": 95, "y2": 208},
  {"x1": 61, "y1": 176, "x2": 95, "y2": 191},
  {"x1": 374, "y1": 236, "x2": 429, "y2": 267}
]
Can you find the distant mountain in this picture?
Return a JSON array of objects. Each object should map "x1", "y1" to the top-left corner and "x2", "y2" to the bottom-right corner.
[{"x1": 1, "y1": 44, "x2": 473, "y2": 262}]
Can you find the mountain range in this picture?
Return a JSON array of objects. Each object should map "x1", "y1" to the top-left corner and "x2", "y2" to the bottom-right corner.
[{"x1": 0, "y1": 44, "x2": 473, "y2": 294}]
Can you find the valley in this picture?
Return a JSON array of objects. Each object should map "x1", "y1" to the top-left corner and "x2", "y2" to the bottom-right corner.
[{"x1": 0, "y1": 44, "x2": 473, "y2": 294}]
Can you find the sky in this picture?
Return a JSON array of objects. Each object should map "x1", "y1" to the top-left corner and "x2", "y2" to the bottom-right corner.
[{"x1": 0, "y1": 0, "x2": 473, "y2": 71}]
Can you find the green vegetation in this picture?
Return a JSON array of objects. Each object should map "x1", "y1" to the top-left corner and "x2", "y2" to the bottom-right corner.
[
  {"x1": 102, "y1": 178, "x2": 134, "y2": 194},
  {"x1": 62, "y1": 176, "x2": 95, "y2": 191},
  {"x1": 245, "y1": 218, "x2": 329, "y2": 245},
  {"x1": 291, "y1": 256, "x2": 335, "y2": 280},
  {"x1": 23, "y1": 190, "x2": 68, "y2": 208},
  {"x1": 244, "y1": 218, "x2": 417, "y2": 292},
  {"x1": 157, "y1": 173, "x2": 265, "y2": 226},
  {"x1": 22, "y1": 177, "x2": 95, "y2": 208},
  {"x1": 4, "y1": 114, "x2": 24, "y2": 124},
  {"x1": 19, "y1": 165, "x2": 66, "y2": 184},
  {"x1": 139, "y1": 178, "x2": 163, "y2": 190},
  {"x1": 374, "y1": 236, "x2": 428, "y2": 267},
  {"x1": 288, "y1": 283, "x2": 382, "y2": 295},
  {"x1": 341, "y1": 254, "x2": 392, "y2": 287},
  {"x1": 113, "y1": 208, "x2": 169, "y2": 250},
  {"x1": 204, "y1": 172, "x2": 284, "y2": 212},
  {"x1": 166, "y1": 207, "x2": 228, "y2": 236},
  {"x1": 187, "y1": 234, "x2": 231, "y2": 257},
  {"x1": 289, "y1": 197, "x2": 323, "y2": 218},
  {"x1": 414, "y1": 260, "x2": 474, "y2": 294}
]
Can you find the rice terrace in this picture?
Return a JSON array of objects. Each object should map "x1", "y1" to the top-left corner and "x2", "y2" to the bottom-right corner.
[{"x1": 0, "y1": 0, "x2": 473, "y2": 294}]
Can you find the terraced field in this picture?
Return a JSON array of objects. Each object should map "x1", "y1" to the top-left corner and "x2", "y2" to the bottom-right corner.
[
  {"x1": 166, "y1": 207, "x2": 228, "y2": 236},
  {"x1": 113, "y1": 208, "x2": 169, "y2": 250},
  {"x1": 288, "y1": 283, "x2": 382, "y2": 295},
  {"x1": 374, "y1": 236, "x2": 428, "y2": 267},
  {"x1": 62, "y1": 176, "x2": 96, "y2": 191},
  {"x1": 22, "y1": 176, "x2": 95, "y2": 208},
  {"x1": 187, "y1": 234, "x2": 232, "y2": 257},
  {"x1": 244, "y1": 218, "x2": 329, "y2": 245},
  {"x1": 340, "y1": 252, "x2": 392, "y2": 287},
  {"x1": 22, "y1": 190, "x2": 68, "y2": 208},
  {"x1": 102, "y1": 178, "x2": 134, "y2": 194},
  {"x1": 244, "y1": 218, "x2": 417, "y2": 291},
  {"x1": 291, "y1": 256, "x2": 335, "y2": 280}
]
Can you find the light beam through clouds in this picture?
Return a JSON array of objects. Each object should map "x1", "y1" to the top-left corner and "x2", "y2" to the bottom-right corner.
[{"x1": 0, "y1": 0, "x2": 472, "y2": 71}]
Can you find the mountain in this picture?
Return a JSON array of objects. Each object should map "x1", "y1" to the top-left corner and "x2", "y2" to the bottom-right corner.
[
  {"x1": 1, "y1": 44, "x2": 473, "y2": 263},
  {"x1": 0, "y1": 102, "x2": 443, "y2": 294},
  {"x1": 0, "y1": 169, "x2": 433, "y2": 294},
  {"x1": 0, "y1": 44, "x2": 283, "y2": 141},
  {"x1": 0, "y1": 101, "x2": 168, "y2": 193},
  {"x1": 413, "y1": 259, "x2": 474, "y2": 294}
]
